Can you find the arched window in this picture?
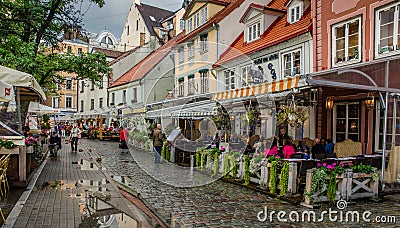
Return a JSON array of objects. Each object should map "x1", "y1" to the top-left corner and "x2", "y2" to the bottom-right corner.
[
  {"x1": 107, "y1": 37, "x2": 113, "y2": 45},
  {"x1": 101, "y1": 36, "x2": 107, "y2": 43}
]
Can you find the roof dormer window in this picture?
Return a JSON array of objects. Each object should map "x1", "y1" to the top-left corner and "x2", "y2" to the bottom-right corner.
[
  {"x1": 246, "y1": 21, "x2": 261, "y2": 42},
  {"x1": 289, "y1": 3, "x2": 302, "y2": 24}
]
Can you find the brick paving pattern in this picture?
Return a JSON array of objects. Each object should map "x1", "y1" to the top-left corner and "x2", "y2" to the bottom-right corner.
[{"x1": 10, "y1": 139, "x2": 400, "y2": 227}]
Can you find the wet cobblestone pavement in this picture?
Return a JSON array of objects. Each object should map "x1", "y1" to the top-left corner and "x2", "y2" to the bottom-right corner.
[{"x1": 10, "y1": 139, "x2": 400, "y2": 227}]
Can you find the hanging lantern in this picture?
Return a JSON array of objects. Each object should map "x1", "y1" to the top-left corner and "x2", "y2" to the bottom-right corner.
[
  {"x1": 365, "y1": 93, "x2": 375, "y2": 109},
  {"x1": 326, "y1": 97, "x2": 334, "y2": 110}
]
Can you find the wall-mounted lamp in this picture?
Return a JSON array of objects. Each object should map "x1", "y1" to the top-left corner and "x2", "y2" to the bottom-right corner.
[
  {"x1": 365, "y1": 93, "x2": 374, "y2": 109},
  {"x1": 326, "y1": 97, "x2": 334, "y2": 110},
  {"x1": 230, "y1": 115, "x2": 235, "y2": 121}
]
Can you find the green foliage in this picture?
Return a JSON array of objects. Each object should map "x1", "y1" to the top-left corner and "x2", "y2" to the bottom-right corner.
[
  {"x1": 269, "y1": 161, "x2": 278, "y2": 194},
  {"x1": 41, "y1": 114, "x2": 51, "y2": 129},
  {"x1": 243, "y1": 155, "x2": 250, "y2": 185},
  {"x1": 249, "y1": 153, "x2": 264, "y2": 174},
  {"x1": 212, "y1": 153, "x2": 219, "y2": 177},
  {"x1": 195, "y1": 147, "x2": 204, "y2": 167},
  {"x1": 230, "y1": 156, "x2": 238, "y2": 179},
  {"x1": 304, "y1": 169, "x2": 328, "y2": 204},
  {"x1": 200, "y1": 151, "x2": 207, "y2": 171},
  {"x1": 145, "y1": 140, "x2": 150, "y2": 151},
  {"x1": 223, "y1": 153, "x2": 229, "y2": 178},
  {"x1": 327, "y1": 173, "x2": 337, "y2": 203},
  {"x1": 242, "y1": 109, "x2": 261, "y2": 128},
  {"x1": 0, "y1": 138, "x2": 17, "y2": 149},
  {"x1": 350, "y1": 164, "x2": 375, "y2": 174},
  {"x1": 276, "y1": 105, "x2": 309, "y2": 128},
  {"x1": 211, "y1": 105, "x2": 230, "y2": 130},
  {"x1": 279, "y1": 161, "x2": 289, "y2": 196}
]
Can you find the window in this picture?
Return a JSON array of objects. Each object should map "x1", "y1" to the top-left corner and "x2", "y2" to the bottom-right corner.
[
  {"x1": 188, "y1": 41, "x2": 194, "y2": 59},
  {"x1": 56, "y1": 83, "x2": 61, "y2": 90},
  {"x1": 111, "y1": 92, "x2": 115, "y2": 105},
  {"x1": 80, "y1": 81, "x2": 85, "y2": 92},
  {"x1": 180, "y1": 19, "x2": 185, "y2": 30},
  {"x1": 127, "y1": 25, "x2": 130, "y2": 35},
  {"x1": 376, "y1": 4, "x2": 400, "y2": 56},
  {"x1": 178, "y1": 47, "x2": 184, "y2": 63},
  {"x1": 241, "y1": 66, "x2": 252, "y2": 87},
  {"x1": 247, "y1": 22, "x2": 261, "y2": 42},
  {"x1": 178, "y1": 80, "x2": 184, "y2": 97},
  {"x1": 199, "y1": 34, "x2": 208, "y2": 53},
  {"x1": 78, "y1": 48, "x2": 82, "y2": 55},
  {"x1": 201, "y1": 7, "x2": 207, "y2": 24},
  {"x1": 80, "y1": 100, "x2": 84, "y2": 112},
  {"x1": 91, "y1": 82, "x2": 95, "y2": 91},
  {"x1": 377, "y1": 99, "x2": 400, "y2": 151},
  {"x1": 282, "y1": 49, "x2": 301, "y2": 77},
  {"x1": 90, "y1": 99, "x2": 94, "y2": 110},
  {"x1": 332, "y1": 17, "x2": 361, "y2": 66},
  {"x1": 66, "y1": 80, "x2": 72, "y2": 90},
  {"x1": 99, "y1": 78, "x2": 103, "y2": 89},
  {"x1": 136, "y1": 20, "x2": 139, "y2": 31},
  {"x1": 187, "y1": 18, "x2": 193, "y2": 33},
  {"x1": 67, "y1": 46, "x2": 72, "y2": 53},
  {"x1": 66, "y1": 96, "x2": 72, "y2": 108},
  {"x1": 52, "y1": 97, "x2": 60, "y2": 108},
  {"x1": 99, "y1": 98, "x2": 103, "y2": 108},
  {"x1": 132, "y1": 88, "x2": 137, "y2": 103},
  {"x1": 224, "y1": 69, "x2": 235, "y2": 90},
  {"x1": 289, "y1": 4, "x2": 302, "y2": 24},
  {"x1": 122, "y1": 90, "x2": 127, "y2": 104},
  {"x1": 188, "y1": 76, "x2": 195, "y2": 95},
  {"x1": 200, "y1": 71, "x2": 208, "y2": 94},
  {"x1": 108, "y1": 37, "x2": 113, "y2": 45},
  {"x1": 194, "y1": 13, "x2": 200, "y2": 29},
  {"x1": 124, "y1": 44, "x2": 126, "y2": 52},
  {"x1": 334, "y1": 103, "x2": 360, "y2": 143}
]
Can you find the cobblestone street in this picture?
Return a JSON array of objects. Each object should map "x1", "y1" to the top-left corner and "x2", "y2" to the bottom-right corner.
[{"x1": 9, "y1": 139, "x2": 400, "y2": 227}]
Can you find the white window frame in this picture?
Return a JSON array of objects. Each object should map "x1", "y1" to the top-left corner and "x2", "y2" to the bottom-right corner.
[
  {"x1": 65, "y1": 96, "x2": 73, "y2": 109},
  {"x1": 188, "y1": 77, "x2": 195, "y2": 95},
  {"x1": 187, "y1": 18, "x2": 193, "y2": 33},
  {"x1": 52, "y1": 96, "x2": 60, "y2": 108},
  {"x1": 281, "y1": 48, "x2": 302, "y2": 77},
  {"x1": 178, "y1": 47, "x2": 184, "y2": 63},
  {"x1": 201, "y1": 7, "x2": 208, "y2": 24},
  {"x1": 90, "y1": 99, "x2": 95, "y2": 110},
  {"x1": 66, "y1": 79, "x2": 72, "y2": 90},
  {"x1": 224, "y1": 69, "x2": 236, "y2": 90},
  {"x1": 199, "y1": 34, "x2": 208, "y2": 53},
  {"x1": 194, "y1": 13, "x2": 200, "y2": 29},
  {"x1": 99, "y1": 97, "x2": 103, "y2": 108},
  {"x1": 188, "y1": 41, "x2": 195, "y2": 59},
  {"x1": 180, "y1": 19, "x2": 185, "y2": 30},
  {"x1": 333, "y1": 102, "x2": 360, "y2": 143},
  {"x1": 178, "y1": 80, "x2": 184, "y2": 97},
  {"x1": 332, "y1": 17, "x2": 362, "y2": 67},
  {"x1": 375, "y1": 3, "x2": 400, "y2": 57},
  {"x1": 200, "y1": 71, "x2": 209, "y2": 94},
  {"x1": 289, "y1": 3, "x2": 302, "y2": 24},
  {"x1": 241, "y1": 65, "x2": 252, "y2": 87},
  {"x1": 111, "y1": 92, "x2": 115, "y2": 105},
  {"x1": 246, "y1": 21, "x2": 261, "y2": 42}
]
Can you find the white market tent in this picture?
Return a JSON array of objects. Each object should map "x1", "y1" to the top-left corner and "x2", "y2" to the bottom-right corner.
[
  {"x1": 0, "y1": 80, "x2": 15, "y2": 102},
  {"x1": 28, "y1": 102, "x2": 60, "y2": 114}
]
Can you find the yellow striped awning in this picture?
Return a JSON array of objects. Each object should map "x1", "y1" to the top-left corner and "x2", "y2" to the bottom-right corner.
[
  {"x1": 213, "y1": 76, "x2": 304, "y2": 101},
  {"x1": 122, "y1": 107, "x2": 146, "y2": 115}
]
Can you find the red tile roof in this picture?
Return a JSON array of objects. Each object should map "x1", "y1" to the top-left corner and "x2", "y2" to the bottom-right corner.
[
  {"x1": 268, "y1": 0, "x2": 291, "y2": 11},
  {"x1": 109, "y1": 47, "x2": 139, "y2": 66},
  {"x1": 213, "y1": 5, "x2": 311, "y2": 68},
  {"x1": 109, "y1": 33, "x2": 185, "y2": 88},
  {"x1": 92, "y1": 48, "x2": 123, "y2": 59},
  {"x1": 182, "y1": 0, "x2": 234, "y2": 19},
  {"x1": 178, "y1": 0, "x2": 244, "y2": 43}
]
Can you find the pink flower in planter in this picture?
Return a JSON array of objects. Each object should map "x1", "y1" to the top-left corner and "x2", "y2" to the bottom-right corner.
[
  {"x1": 249, "y1": 154, "x2": 253, "y2": 159},
  {"x1": 276, "y1": 155, "x2": 281, "y2": 159},
  {"x1": 317, "y1": 163, "x2": 321, "y2": 167},
  {"x1": 339, "y1": 162, "x2": 345, "y2": 167},
  {"x1": 174, "y1": 144, "x2": 176, "y2": 147},
  {"x1": 332, "y1": 163, "x2": 337, "y2": 166},
  {"x1": 327, "y1": 165, "x2": 334, "y2": 170},
  {"x1": 279, "y1": 160, "x2": 283, "y2": 165},
  {"x1": 322, "y1": 163, "x2": 327, "y2": 167},
  {"x1": 348, "y1": 162, "x2": 353, "y2": 166}
]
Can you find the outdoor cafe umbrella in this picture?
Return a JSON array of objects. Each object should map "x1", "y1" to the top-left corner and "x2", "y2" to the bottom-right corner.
[{"x1": 28, "y1": 102, "x2": 61, "y2": 114}]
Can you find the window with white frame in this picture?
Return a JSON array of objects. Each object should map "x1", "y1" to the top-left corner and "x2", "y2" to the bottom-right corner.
[
  {"x1": 282, "y1": 49, "x2": 301, "y2": 77},
  {"x1": 90, "y1": 99, "x2": 94, "y2": 110},
  {"x1": 241, "y1": 66, "x2": 252, "y2": 87},
  {"x1": 80, "y1": 100, "x2": 84, "y2": 112},
  {"x1": 111, "y1": 92, "x2": 115, "y2": 105},
  {"x1": 224, "y1": 69, "x2": 235, "y2": 90},
  {"x1": 178, "y1": 47, "x2": 184, "y2": 63},
  {"x1": 91, "y1": 82, "x2": 95, "y2": 90},
  {"x1": 132, "y1": 88, "x2": 137, "y2": 103},
  {"x1": 180, "y1": 19, "x2": 185, "y2": 30},
  {"x1": 187, "y1": 18, "x2": 193, "y2": 33},
  {"x1": 52, "y1": 97, "x2": 60, "y2": 108},
  {"x1": 199, "y1": 34, "x2": 208, "y2": 53},
  {"x1": 247, "y1": 21, "x2": 261, "y2": 42},
  {"x1": 194, "y1": 13, "x2": 200, "y2": 29},
  {"x1": 188, "y1": 41, "x2": 195, "y2": 59},
  {"x1": 332, "y1": 17, "x2": 361, "y2": 66},
  {"x1": 376, "y1": 4, "x2": 400, "y2": 55},
  {"x1": 66, "y1": 96, "x2": 72, "y2": 108},
  {"x1": 80, "y1": 81, "x2": 85, "y2": 92},
  {"x1": 178, "y1": 80, "x2": 184, "y2": 97},
  {"x1": 188, "y1": 76, "x2": 195, "y2": 95},
  {"x1": 66, "y1": 79, "x2": 72, "y2": 90},
  {"x1": 289, "y1": 3, "x2": 302, "y2": 24},
  {"x1": 201, "y1": 7, "x2": 207, "y2": 24},
  {"x1": 122, "y1": 90, "x2": 127, "y2": 104},
  {"x1": 200, "y1": 71, "x2": 209, "y2": 94},
  {"x1": 99, "y1": 98, "x2": 103, "y2": 108}
]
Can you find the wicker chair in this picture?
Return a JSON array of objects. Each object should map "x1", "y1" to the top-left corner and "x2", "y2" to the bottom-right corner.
[{"x1": 334, "y1": 139, "x2": 362, "y2": 158}]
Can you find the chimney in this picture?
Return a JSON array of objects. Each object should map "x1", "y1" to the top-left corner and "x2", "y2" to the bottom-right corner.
[{"x1": 140, "y1": 33, "x2": 145, "y2": 47}]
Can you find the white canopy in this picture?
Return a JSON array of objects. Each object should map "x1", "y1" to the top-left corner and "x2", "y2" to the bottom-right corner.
[
  {"x1": 0, "y1": 65, "x2": 46, "y2": 101},
  {"x1": 0, "y1": 80, "x2": 15, "y2": 102},
  {"x1": 28, "y1": 102, "x2": 60, "y2": 114}
]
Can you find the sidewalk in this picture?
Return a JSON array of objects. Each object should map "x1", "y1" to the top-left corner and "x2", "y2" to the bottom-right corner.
[{"x1": 6, "y1": 139, "x2": 400, "y2": 227}]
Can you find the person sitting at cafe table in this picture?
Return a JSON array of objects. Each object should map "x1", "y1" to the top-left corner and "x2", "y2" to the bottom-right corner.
[
  {"x1": 265, "y1": 137, "x2": 278, "y2": 158},
  {"x1": 311, "y1": 138, "x2": 326, "y2": 159},
  {"x1": 283, "y1": 137, "x2": 296, "y2": 159},
  {"x1": 325, "y1": 138, "x2": 334, "y2": 154},
  {"x1": 297, "y1": 138, "x2": 310, "y2": 153},
  {"x1": 277, "y1": 127, "x2": 290, "y2": 156}
]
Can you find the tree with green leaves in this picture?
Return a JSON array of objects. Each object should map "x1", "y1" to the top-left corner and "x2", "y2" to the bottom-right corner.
[{"x1": 0, "y1": 0, "x2": 109, "y2": 91}]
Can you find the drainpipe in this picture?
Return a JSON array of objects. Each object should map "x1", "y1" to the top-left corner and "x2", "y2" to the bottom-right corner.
[
  {"x1": 214, "y1": 22, "x2": 219, "y2": 61},
  {"x1": 381, "y1": 60, "x2": 390, "y2": 190}
]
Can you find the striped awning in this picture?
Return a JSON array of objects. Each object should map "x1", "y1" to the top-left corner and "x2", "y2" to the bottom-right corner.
[
  {"x1": 122, "y1": 107, "x2": 146, "y2": 115},
  {"x1": 213, "y1": 76, "x2": 305, "y2": 101}
]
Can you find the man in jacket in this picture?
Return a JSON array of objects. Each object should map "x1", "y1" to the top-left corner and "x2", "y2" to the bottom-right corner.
[{"x1": 153, "y1": 124, "x2": 164, "y2": 163}]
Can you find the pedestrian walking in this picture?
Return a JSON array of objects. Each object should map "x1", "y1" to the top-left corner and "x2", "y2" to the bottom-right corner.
[
  {"x1": 69, "y1": 124, "x2": 81, "y2": 153},
  {"x1": 119, "y1": 127, "x2": 129, "y2": 153},
  {"x1": 153, "y1": 124, "x2": 164, "y2": 163},
  {"x1": 61, "y1": 124, "x2": 66, "y2": 138}
]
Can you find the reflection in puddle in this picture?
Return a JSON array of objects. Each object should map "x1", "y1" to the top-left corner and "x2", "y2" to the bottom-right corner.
[{"x1": 78, "y1": 159, "x2": 107, "y2": 171}]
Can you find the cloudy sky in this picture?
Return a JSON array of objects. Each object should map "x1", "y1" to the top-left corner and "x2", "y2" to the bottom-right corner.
[{"x1": 81, "y1": 0, "x2": 182, "y2": 39}]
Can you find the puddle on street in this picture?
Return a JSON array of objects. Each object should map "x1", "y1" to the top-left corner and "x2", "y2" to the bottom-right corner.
[
  {"x1": 110, "y1": 175, "x2": 134, "y2": 187},
  {"x1": 74, "y1": 159, "x2": 107, "y2": 171}
]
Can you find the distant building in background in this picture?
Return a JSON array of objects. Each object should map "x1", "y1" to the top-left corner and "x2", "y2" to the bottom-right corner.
[{"x1": 117, "y1": 0, "x2": 174, "y2": 52}]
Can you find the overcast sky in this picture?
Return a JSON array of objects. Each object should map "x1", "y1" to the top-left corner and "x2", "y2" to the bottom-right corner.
[{"x1": 81, "y1": 0, "x2": 182, "y2": 39}]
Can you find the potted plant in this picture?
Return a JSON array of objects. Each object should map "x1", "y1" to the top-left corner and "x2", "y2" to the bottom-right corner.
[{"x1": 276, "y1": 105, "x2": 308, "y2": 128}]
